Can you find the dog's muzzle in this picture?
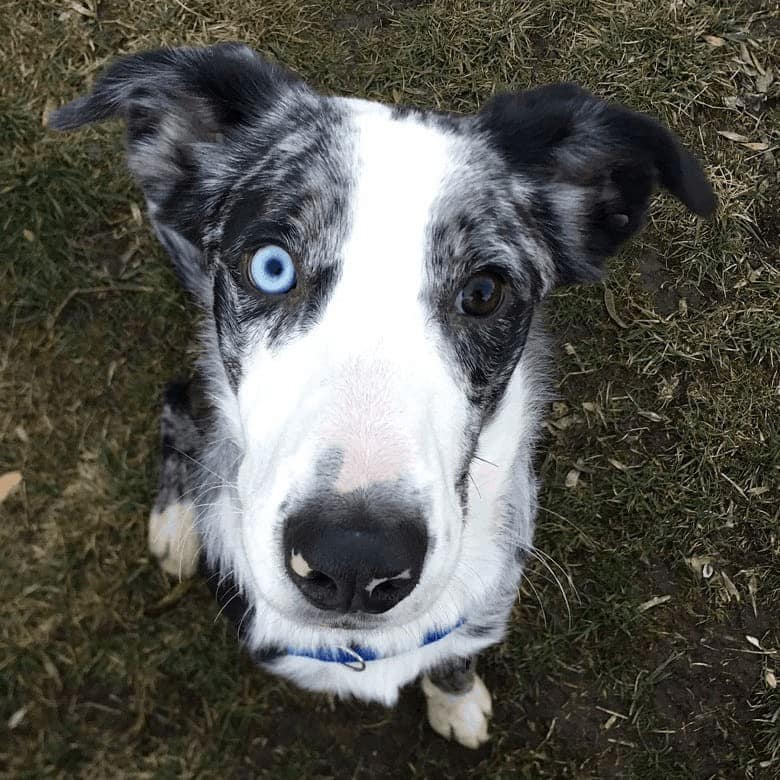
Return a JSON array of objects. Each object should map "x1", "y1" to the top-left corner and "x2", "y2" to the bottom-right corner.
[{"x1": 282, "y1": 490, "x2": 428, "y2": 614}]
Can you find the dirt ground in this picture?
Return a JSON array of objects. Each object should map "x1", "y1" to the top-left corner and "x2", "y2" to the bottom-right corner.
[{"x1": 1, "y1": 1, "x2": 778, "y2": 777}]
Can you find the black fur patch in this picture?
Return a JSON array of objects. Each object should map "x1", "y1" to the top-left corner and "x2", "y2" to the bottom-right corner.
[
  {"x1": 424, "y1": 168, "x2": 540, "y2": 422},
  {"x1": 428, "y1": 655, "x2": 477, "y2": 694},
  {"x1": 478, "y1": 83, "x2": 716, "y2": 282},
  {"x1": 152, "y1": 380, "x2": 201, "y2": 515}
]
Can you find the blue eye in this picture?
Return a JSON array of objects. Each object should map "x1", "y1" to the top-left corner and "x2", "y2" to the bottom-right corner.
[{"x1": 246, "y1": 245, "x2": 297, "y2": 295}]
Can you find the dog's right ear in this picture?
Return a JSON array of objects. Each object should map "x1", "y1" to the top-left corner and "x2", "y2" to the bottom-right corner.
[{"x1": 49, "y1": 43, "x2": 305, "y2": 246}]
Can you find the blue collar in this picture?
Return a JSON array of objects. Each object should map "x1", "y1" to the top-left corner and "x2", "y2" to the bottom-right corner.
[{"x1": 284, "y1": 618, "x2": 466, "y2": 671}]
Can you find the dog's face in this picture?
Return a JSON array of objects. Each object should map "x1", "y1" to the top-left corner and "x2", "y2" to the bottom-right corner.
[{"x1": 52, "y1": 44, "x2": 714, "y2": 638}]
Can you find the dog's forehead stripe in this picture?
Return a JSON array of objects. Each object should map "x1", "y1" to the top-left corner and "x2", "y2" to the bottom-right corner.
[
  {"x1": 311, "y1": 101, "x2": 463, "y2": 493},
  {"x1": 313, "y1": 99, "x2": 463, "y2": 352},
  {"x1": 343, "y1": 99, "x2": 458, "y2": 257}
]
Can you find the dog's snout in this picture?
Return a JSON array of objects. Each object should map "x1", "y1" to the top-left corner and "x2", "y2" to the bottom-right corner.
[{"x1": 282, "y1": 496, "x2": 428, "y2": 614}]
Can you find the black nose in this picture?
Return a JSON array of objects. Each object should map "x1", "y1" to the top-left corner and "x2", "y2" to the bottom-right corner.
[{"x1": 282, "y1": 494, "x2": 428, "y2": 614}]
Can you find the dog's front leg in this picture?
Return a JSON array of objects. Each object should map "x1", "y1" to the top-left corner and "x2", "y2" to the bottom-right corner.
[
  {"x1": 147, "y1": 380, "x2": 202, "y2": 579},
  {"x1": 421, "y1": 656, "x2": 492, "y2": 749}
]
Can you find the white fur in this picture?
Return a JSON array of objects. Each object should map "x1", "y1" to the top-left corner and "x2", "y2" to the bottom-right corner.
[
  {"x1": 422, "y1": 673, "x2": 492, "y2": 749},
  {"x1": 148, "y1": 501, "x2": 200, "y2": 579}
]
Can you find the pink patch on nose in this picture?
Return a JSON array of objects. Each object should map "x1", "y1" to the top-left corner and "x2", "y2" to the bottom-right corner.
[
  {"x1": 322, "y1": 358, "x2": 415, "y2": 493},
  {"x1": 333, "y1": 438, "x2": 409, "y2": 493}
]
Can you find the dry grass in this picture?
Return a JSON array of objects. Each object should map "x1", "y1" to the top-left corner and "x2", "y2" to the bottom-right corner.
[{"x1": 1, "y1": 0, "x2": 778, "y2": 777}]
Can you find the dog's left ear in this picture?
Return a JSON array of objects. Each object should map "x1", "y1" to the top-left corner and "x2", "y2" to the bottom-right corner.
[
  {"x1": 479, "y1": 84, "x2": 717, "y2": 286},
  {"x1": 49, "y1": 43, "x2": 306, "y2": 247}
]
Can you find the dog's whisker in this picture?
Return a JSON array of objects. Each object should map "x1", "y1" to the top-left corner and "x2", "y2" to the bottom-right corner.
[
  {"x1": 213, "y1": 586, "x2": 245, "y2": 625},
  {"x1": 518, "y1": 546, "x2": 575, "y2": 628},
  {"x1": 517, "y1": 573, "x2": 548, "y2": 629},
  {"x1": 235, "y1": 604, "x2": 254, "y2": 640},
  {"x1": 529, "y1": 545, "x2": 581, "y2": 606},
  {"x1": 215, "y1": 567, "x2": 238, "y2": 592},
  {"x1": 471, "y1": 454, "x2": 499, "y2": 468},
  {"x1": 170, "y1": 445, "x2": 236, "y2": 488},
  {"x1": 467, "y1": 470, "x2": 482, "y2": 499},
  {"x1": 451, "y1": 563, "x2": 493, "y2": 604}
]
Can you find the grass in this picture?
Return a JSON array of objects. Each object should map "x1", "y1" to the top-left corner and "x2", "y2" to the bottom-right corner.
[{"x1": 1, "y1": 0, "x2": 778, "y2": 777}]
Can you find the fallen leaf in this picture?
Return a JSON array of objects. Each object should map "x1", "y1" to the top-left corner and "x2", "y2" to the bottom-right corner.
[
  {"x1": 739, "y1": 42, "x2": 753, "y2": 68},
  {"x1": 145, "y1": 579, "x2": 194, "y2": 616},
  {"x1": 0, "y1": 471, "x2": 23, "y2": 504},
  {"x1": 68, "y1": 1, "x2": 95, "y2": 17},
  {"x1": 41, "y1": 654, "x2": 62, "y2": 689},
  {"x1": 549, "y1": 414, "x2": 582, "y2": 430},
  {"x1": 638, "y1": 595, "x2": 672, "y2": 613},
  {"x1": 687, "y1": 555, "x2": 715, "y2": 580},
  {"x1": 756, "y1": 67, "x2": 774, "y2": 93},
  {"x1": 746, "y1": 635, "x2": 761, "y2": 649},
  {"x1": 703, "y1": 35, "x2": 726, "y2": 47},
  {"x1": 23, "y1": 229, "x2": 35, "y2": 242},
  {"x1": 604, "y1": 285, "x2": 629, "y2": 329},
  {"x1": 8, "y1": 707, "x2": 27, "y2": 730},
  {"x1": 717, "y1": 130, "x2": 750, "y2": 143},
  {"x1": 41, "y1": 98, "x2": 57, "y2": 127},
  {"x1": 573, "y1": 457, "x2": 593, "y2": 474},
  {"x1": 766, "y1": 669, "x2": 777, "y2": 689},
  {"x1": 748, "y1": 574, "x2": 759, "y2": 617},
  {"x1": 717, "y1": 130, "x2": 769, "y2": 151},
  {"x1": 720, "y1": 570, "x2": 740, "y2": 602}
]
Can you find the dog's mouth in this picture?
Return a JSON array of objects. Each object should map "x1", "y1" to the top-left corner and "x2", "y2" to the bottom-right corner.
[
  {"x1": 294, "y1": 594, "x2": 404, "y2": 632},
  {"x1": 314, "y1": 613, "x2": 382, "y2": 631}
]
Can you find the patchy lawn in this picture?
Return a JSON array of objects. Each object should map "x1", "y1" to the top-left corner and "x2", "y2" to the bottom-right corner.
[{"x1": 1, "y1": 0, "x2": 778, "y2": 777}]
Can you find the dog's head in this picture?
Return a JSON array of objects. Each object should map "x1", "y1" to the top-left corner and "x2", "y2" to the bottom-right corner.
[{"x1": 52, "y1": 44, "x2": 714, "y2": 639}]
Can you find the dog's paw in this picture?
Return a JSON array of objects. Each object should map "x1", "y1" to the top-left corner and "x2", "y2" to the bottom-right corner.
[
  {"x1": 421, "y1": 673, "x2": 492, "y2": 749},
  {"x1": 148, "y1": 501, "x2": 200, "y2": 579}
]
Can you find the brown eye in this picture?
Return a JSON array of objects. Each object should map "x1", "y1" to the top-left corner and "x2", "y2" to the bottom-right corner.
[{"x1": 456, "y1": 271, "x2": 505, "y2": 317}]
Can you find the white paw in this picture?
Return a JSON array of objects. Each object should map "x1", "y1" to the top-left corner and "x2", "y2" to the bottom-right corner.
[
  {"x1": 148, "y1": 501, "x2": 200, "y2": 579},
  {"x1": 421, "y1": 673, "x2": 493, "y2": 749}
]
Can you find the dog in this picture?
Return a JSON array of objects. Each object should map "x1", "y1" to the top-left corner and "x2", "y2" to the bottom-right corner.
[{"x1": 50, "y1": 42, "x2": 715, "y2": 749}]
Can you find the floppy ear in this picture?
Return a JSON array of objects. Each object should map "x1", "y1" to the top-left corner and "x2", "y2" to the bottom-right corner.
[
  {"x1": 479, "y1": 83, "x2": 716, "y2": 286},
  {"x1": 49, "y1": 43, "x2": 305, "y2": 247}
]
